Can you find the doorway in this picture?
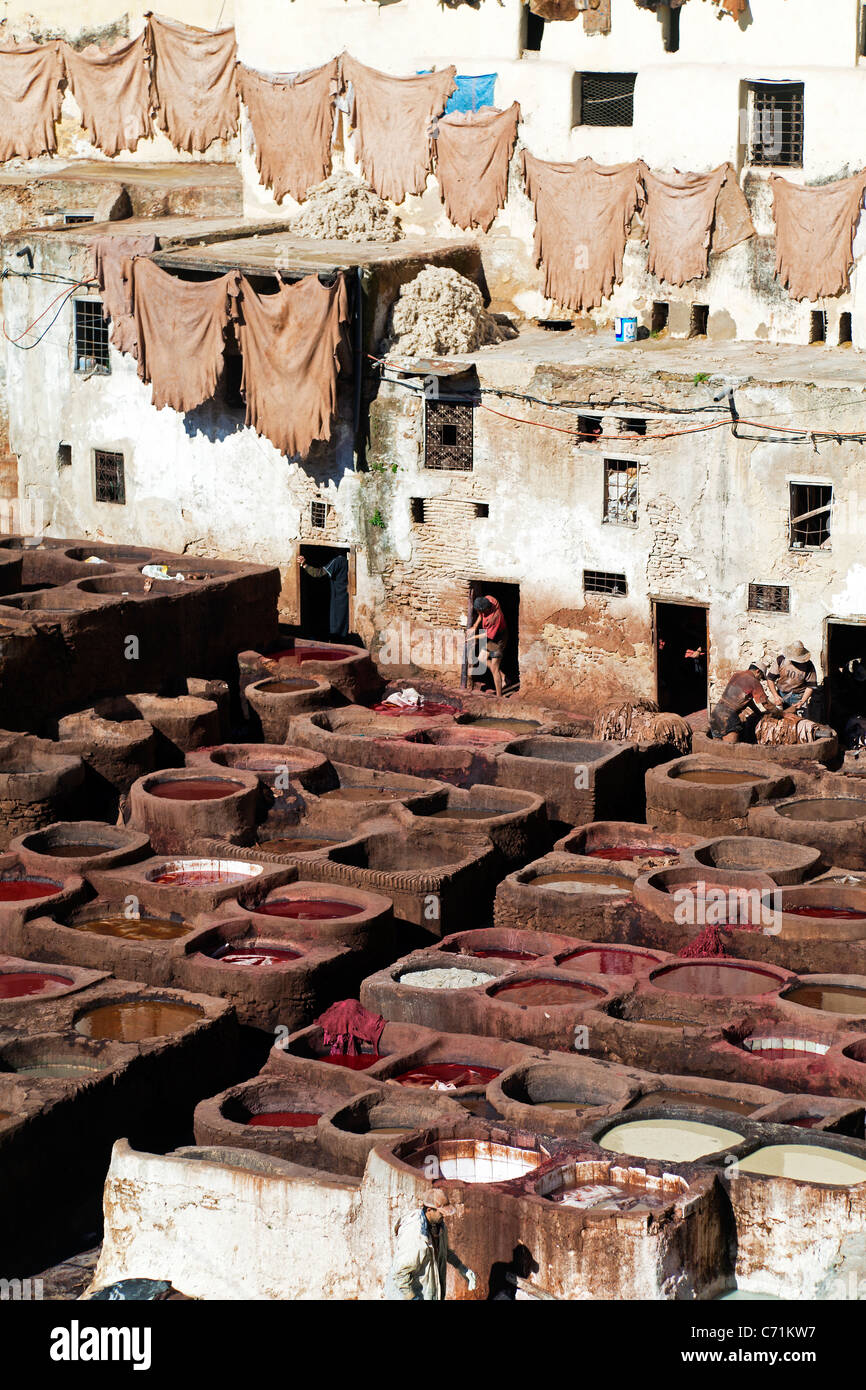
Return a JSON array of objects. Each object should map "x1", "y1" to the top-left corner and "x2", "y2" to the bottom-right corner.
[
  {"x1": 470, "y1": 580, "x2": 520, "y2": 691},
  {"x1": 299, "y1": 544, "x2": 349, "y2": 641},
  {"x1": 654, "y1": 600, "x2": 708, "y2": 717},
  {"x1": 826, "y1": 620, "x2": 866, "y2": 731}
]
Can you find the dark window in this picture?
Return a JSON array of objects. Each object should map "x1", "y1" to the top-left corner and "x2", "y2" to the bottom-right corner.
[
  {"x1": 651, "y1": 302, "x2": 669, "y2": 334},
  {"x1": 810, "y1": 310, "x2": 827, "y2": 344},
  {"x1": 57, "y1": 443, "x2": 72, "y2": 468},
  {"x1": 94, "y1": 450, "x2": 125, "y2": 505},
  {"x1": 789, "y1": 483, "x2": 832, "y2": 549},
  {"x1": 839, "y1": 312, "x2": 853, "y2": 346},
  {"x1": 578, "y1": 414, "x2": 602, "y2": 441},
  {"x1": 603, "y1": 459, "x2": 638, "y2": 526},
  {"x1": 748, "y1": 583, "x2": 790, "y2": 614},
  {"x1": 474, "y1": 502, "x2": 489, "y2": 518},
  {"x1": 748, "y1": 82, "x2": 804, "y2": 168},
  {"x1": 64, "y1": 212, "x2": 94, "y2": 225},
  {"x1": 525, "y1": 6, "x2": 544, "y2": 51},
  {"x1": 74, "y1": 300, "x2": 110, "y2": 374},
  {"x1": 425, "y1": 400, "x2": 474, "y2": 471},
  {"x1": 580, "y1": 73, "x2": 636, "y2": 127},
  {"x1": 690, "y1": 304, "x2": 709, "y2": 337},
  {"x1": 410, "y1": 497, "x2": 425, "y2": 524},
  {"x1": 310, "y1": 500, "x2": 329, "y2": 529},
  {"x1": 664, "y1": 4, "x2": 680, "y2": 52},
  {"x1": 621, "y1": 417, "x2": 646, "y2": 436},
  {"x1": 584, "y1": 569, "x2": 627, "y2": 596}
]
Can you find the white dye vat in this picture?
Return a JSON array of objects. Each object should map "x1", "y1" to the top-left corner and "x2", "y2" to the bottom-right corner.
[
  {"x1": 600, "y1": 1118, "x2": 742, "y2": 1162},
  {"x1": 422, "y1": 1139, "x2": 544, "y2": 1184},
  {"x1": 737, "y1": 1144, "x2": 866, "y2": 1186},
  {"x1": 399, "y1": 967, "x2": 495, "y2": 990}
]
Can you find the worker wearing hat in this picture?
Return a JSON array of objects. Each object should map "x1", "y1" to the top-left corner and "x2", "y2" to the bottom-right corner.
[
  {"x1": 385, "y1": 1188, "x2": 477, "y2": 1300},
  {"x1": 766, "y1": 641, "x2": 818, "y2": 715}
]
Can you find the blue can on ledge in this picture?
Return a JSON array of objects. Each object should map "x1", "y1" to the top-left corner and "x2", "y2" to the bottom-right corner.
[{"x1": 615, "y1": 315, "x2": 638, "y2": 343}]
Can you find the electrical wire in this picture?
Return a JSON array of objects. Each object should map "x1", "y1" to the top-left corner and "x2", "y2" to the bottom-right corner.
[
  {"x1": 2, "y1": 277, "x2": 92, "y2": 346},
  {"x1": 2, "y1": 286, "x2": 82, "y2": 351}
]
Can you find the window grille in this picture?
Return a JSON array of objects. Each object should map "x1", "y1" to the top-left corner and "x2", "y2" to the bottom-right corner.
[
  {"x1": 789, "y1": 483, "x2": 831, "y2": 549},
  {"x1": 74, "y1": 300, "x2": 110, "y2": 374},
  {"x1": 603, "y1": 459, "x2": 638, "y2": 526},
  {"x1": 584, "y1": 569, "x2": 627, "y2": 596},
  {"x1": 311, "y1": 500, "x2": 329, "y2": 529},
  {"x1": 425, "y1": 400, "x2": 474, "y2": 471},
  {"x1": 94, "y1": 450, "x2": 125, "y2": 505},
  {"x1": 580, "y1": 73, "x2": 636, "y2": 127},
  {"x1": 748, "y1": 83, "x2": 804, "y2": 168},
  {"x1": 748, "y1": 583, "x2": 790, "y2": 614}
]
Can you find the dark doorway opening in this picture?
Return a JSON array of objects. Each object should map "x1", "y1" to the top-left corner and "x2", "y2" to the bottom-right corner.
[
  {"x1": 826, "y1": 620, "x2": 866, "y2": 733},
  {"x1": 299, "y1": 543, "x2": 350, "y2": 642},
  {"x1": 654, "y1": 600, "x2": 708, "y2": 716},
  {"x1": 470, "y1": 579, "x2": 520, "y2": 691}
]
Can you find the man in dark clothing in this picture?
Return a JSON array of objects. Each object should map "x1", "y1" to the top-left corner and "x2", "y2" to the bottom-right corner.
[
  {"x1": 298, "y1": 552, "x2": 349, "y2": 639},
  {"x1": 708, "y1": 663, "x2": 768, "y2": 741}
]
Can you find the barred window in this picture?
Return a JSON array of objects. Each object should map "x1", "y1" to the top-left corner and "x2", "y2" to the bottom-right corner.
[
  {"x1": 748, "y1": 82, "x2": 804, "y2": 168},
  {"x1": 94, "y1": 450, "x2": 125, "y2": 505},
  {"x1": 584, "y1": 569, "x2": 627, "y2": 596},
  {"x1": 603, "y1": 459, "x2": 638, "y2": 527},
  {"x1": 74, "y1": 300, "x2": 110, "y2": 375},
  {"x1": 425, "y1": 400, "x2": 474, "y2": 471},
  {"x1": 579, "y1": 73, "x2": 636, "y2": 128},
  {"x1": 310, "y1": 500, "x2": 329, "y2": 529},
  {"x1": 789, "y1": 483, "x2": 831, "y2": 549},
  {"x1": 748, "y1": 583, "x2": 790, "y2": 614}
]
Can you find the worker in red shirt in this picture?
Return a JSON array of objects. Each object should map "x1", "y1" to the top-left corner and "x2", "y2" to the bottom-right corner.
[{"x1": 469, "y1": 595, "x2": 508, "y2": 697}]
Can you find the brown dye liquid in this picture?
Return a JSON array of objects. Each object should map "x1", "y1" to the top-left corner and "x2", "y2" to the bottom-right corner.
[
  {"x1": 784, "y1": 984, "x2": 866, "y2": 1015},
  {"x1": 367, "y1": 1125, "x2": 414, "y2": 1137},
  {"x1": 531, "y1": 871, "x2": 633, "y2": 892},
  {"x1": 462, "y1": 717, "x2": 540, "y2": 733},
  {"x1": 629, "y1": 1090, "x2": 758, "y2": 1116},
  {"x1": 675, "y1": 769, "x2": 763, "y2": 786},
  {"x1": 258, "y1": 837, "x2": 340, "y2": 854},
  {"x1": 533, "y1": 1099, "x2": 591, "y2": 1113},
  {"x1": 76, "y1": 1000, "x2": 203, "y2": 1041},
  {"x1": 149, "y1": 779, "x2": 240, "y2": 801},
  {"x1": 259, "y1": 679, "x2": 318, "y2": 693},
  {"x1": 492, "y1": 979, "x2": 600, "y2": 1007},
  {"x1": 0, "y1": 1110, "x2": 9, "y2": 1120},
  {"x1": 778, "y1": 798, "x2": 866, "y2": 822},
  {"x1": 425, "y1": 807, "x2": 501, "y2": 821},
  {"x1": 74, "y1": 915, "x2": 191, "y2": 941}
]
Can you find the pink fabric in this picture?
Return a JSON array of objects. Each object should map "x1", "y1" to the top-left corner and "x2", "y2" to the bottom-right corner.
[{"x1": 316, "y1": 1000, "x2": 385, "y2": 1056}]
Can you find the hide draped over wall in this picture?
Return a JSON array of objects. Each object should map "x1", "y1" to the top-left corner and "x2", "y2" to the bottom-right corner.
[
  {"x1": 132, "y1": 259, "x2": 241, "y2": 413},
  {"x1": 92, "y1": 233, "x2": 159, "y2": 358}
]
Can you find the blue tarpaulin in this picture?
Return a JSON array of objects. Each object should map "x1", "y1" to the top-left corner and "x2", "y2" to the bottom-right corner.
[{"x1": 419, "y1": 71, "x2": 498, "y2": 114}]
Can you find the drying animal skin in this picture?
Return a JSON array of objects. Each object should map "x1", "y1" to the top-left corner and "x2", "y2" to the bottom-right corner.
[
  {"x1": 342, "y1": 55, "x2": 455, "y2": 203},
  {"x1": 239, "y1": 60, "x2": 340, "y2": 205},
  {"x1": 771, "y1": 170, "x2": 866, "y2": 301},
  {"x1": 61, "y1": 34, "x2": 151, "y2": 157},
  {"x1": 133, "y1": 259, "x2": 241, "y2": 413},
  {"x1": 147, "y1": 14, "x2": 238, "y2": 154},
  {"x1": 0, "y1": 42, "x2": 64, "y2": 161},
  {"x1": 91, "y1": 234, "x2": 158, "y2": 358},
  {"x1": 639, "y1": 163, "x2": 754, "y2": 286},
  {"x1": 434, "y1": 104, "x2": 520, "y2": 232}
]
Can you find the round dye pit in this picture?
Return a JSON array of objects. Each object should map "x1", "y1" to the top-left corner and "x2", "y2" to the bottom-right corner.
[
  {"x1": 455, "y1": 1097, "x2": 501, "y2": 1120},
  {"x1": 255, "y1": 898, "x2": 364, "y2": 921},
  {"x1": 586, "y1": 844, "x2": 679, "y2": 861},
  {"x1": 146, "y1": 860, "x2": 263, "y2": 887},
  {"x1": 268, "y1": 646, "x2": 353, "y2": 664},
  {"x1": 37, "y1": 842, "x2": 115, "y2": 859},
  {"x1": 394, "y1": 1063, "x2": 500, "y2": 1088},
  {"x1": 650, "y1": 961, "x2": 783, "y2": 997},
  {"x1": 777, "y1": 798, "x2": 866, "y2": 822},
  {"x1": 600, "y1": 1117, "x2": 742, "y2": 1161},
  {"x1": 783, "y1": 905, "x2": 866, "y2": 921},
  {"x1": 628, "y1": 1091, "x2": 759, "y2": 1117},
  {"x1": 399, "y1": 967, "x2": 495, "y2": 990},
  {"x1": 257, "y1": 679, "x2": 319, "y2": 693},
  {"x1": 530, "y1": 871, "x2": 633, "y2": 894},
  {"x1": 531, "y1": 1099, "x2": 593, "y2": 1114},
  {"x1": 674, "y1": 769, "x2": 764, "y2": 786},
  {"x1": 148, "y1": 778, "x2": 242, "y2": 802},
  {"x1": 73, "y1": 914, "x2": 191, "y2": 941},
  {"x1": 211, "y1": 944, "x2": 301, "y2": 966},
  {"x1": 368, "y1": 1125, "x2": 414, "y2": 1137},
  {"x1": 412, "y1": 1139, "x2": 543, "y2": 1184},
  {"x1": 491, "y1": 978, "x2": 603, "y2": 1007},
  {"x1": 12, "y1": 1058, "x2": 106, "y2": 1078},
  {"x1": 784, "y1": 983, "x2": 866, "y2": 1015},
  {"x1": 560, "y1": 947, "x2": 661, "y2": 975},
  {"x1": 425, "y1": 807, "x2": 504, "y2": 821},
  {"x1": 0, "y1": 971, "x2": 72, "y2": 999},
  {"x1": 319, "y1": 786, "x2": 408, "y2": 803},
  {"x1": 258, "y1": 836, "x2": 343, "y2": 854},
  {"x1": 461, "y1": 717, "x2": 540, "y2": 733},
  {"x1": 246, "y1": 1110, "x2": 321, "y2": 1127},
  {"x1": 75, "y1": 1000, "x2": 204, "y2": 1041},
  {"x1": 0, "y1": 877, "x2": 61, "y2": 902},
  {"x1": 737, "y1": 1144, "x2": 866, "y2": 1185},
  {"x1": 742, "y1": 1035, "x2": 829, "y2": 1062}
]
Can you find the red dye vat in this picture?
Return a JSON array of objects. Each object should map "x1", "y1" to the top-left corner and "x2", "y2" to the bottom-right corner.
[
  {"x1": 784, "y1": 905, "x2": 866, "y2": 920},
  {"x1": 0, "y1": 878, "x2": 59, "y2": 902},
  {"x1": 268, "y1": 646, "x2": 353, "y2": 664},
  {"x1": 493, "y1": 979, "x2": 601, "y2": 1007},
  {"x1": 214, "y1": 945, "x2": 301, "y2": 966},
  {"x1": 788, "y1": 1115, "x2": 822, "y2": 1128},
  {"x1": 0, "y1": 971, "x2": 70, "y2": 998},
  {"x1": 470, "y1": 948, "x2": 539, "y2": 962},
  {"x1": 246, "y1": 1111, "x2": 321, "y2": 1127},
  {"x1": 256, "y1": 899, "x2": 364, "y2": 921},
  {"x1": 587, "y1": 845, "x2": 677, "y2": 861},
  {"x1": 321, "y1": 1053, "x2": 381, "y2": 1071},
  {"x1": 372, "y1": 701, "x2": 459, "y2": 717},
  {"x1": 149, "y1": 779, "x2": 240, "y2": 801},
  {"x1": 394, "y1": 1063, "x2": 500, "y2": 1088},
  {"x1": 561, "y1": 947, "x2": 658, "y2": 975}
]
